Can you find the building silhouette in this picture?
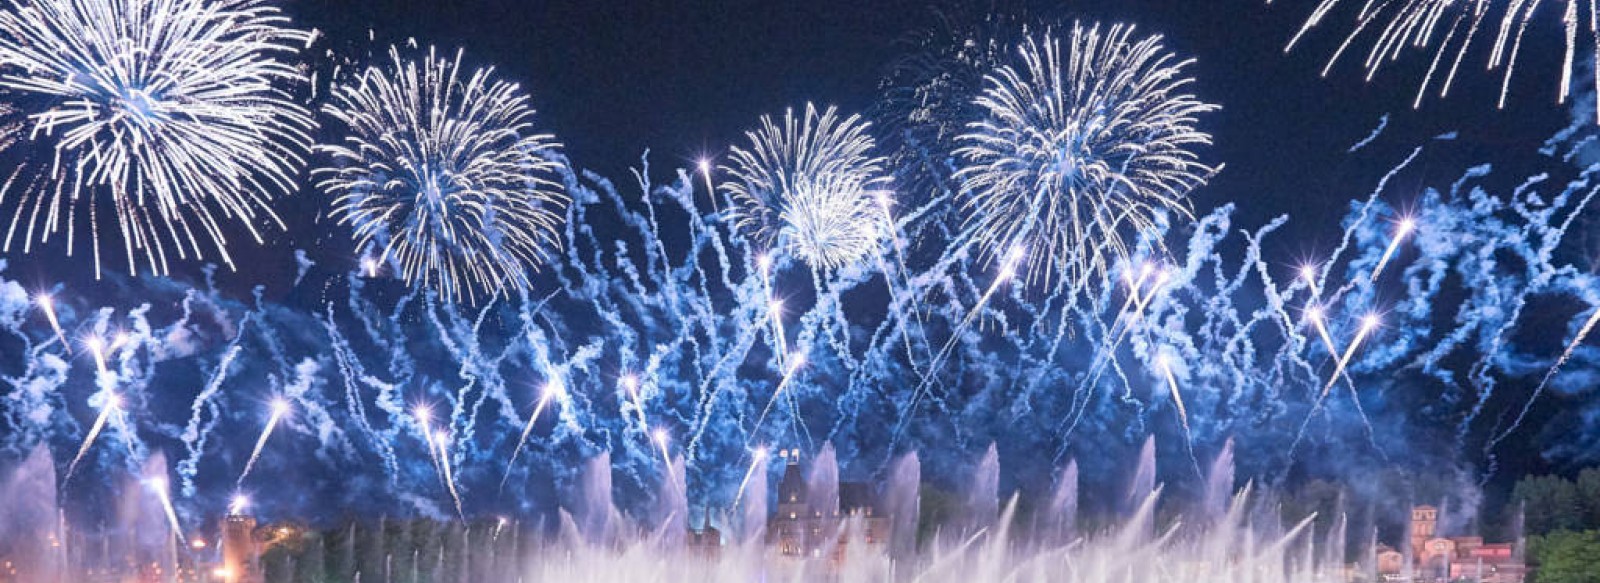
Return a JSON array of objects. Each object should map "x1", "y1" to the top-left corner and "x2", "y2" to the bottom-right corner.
[
  {"x1": 765, "y1": 449, "x2": 890, "y2": 561},
  {"x1": 1374, "y1": 505, "x2": 1525, "y2": 583}
]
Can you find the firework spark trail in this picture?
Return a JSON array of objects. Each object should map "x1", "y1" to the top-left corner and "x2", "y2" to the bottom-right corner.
[
  {"x1": 413, "y1": 407, "x2": 447, "y2": 493},
  {"x1": 237, "y1": 399, "x2": 290, "y2": 487},
  {"x1": 500, "y1": 382, "x2": 562, "y2": 490},
  {"x1": 890, "y1": 250, "x2": 1022, "y2": 445},
  {"x1": 1324, "y1": 315, "x2": 1380, "y2": 398},
  {"x1": 178, "y1": 336, "x2": 245, "y2": 497},
  {"x1": 1369, "y1": 217, "x2": 1416, "y2": 282},
  {"x1": 732, "y1": 447, "x2": 769, "y2": 508},
  {"x1": 0, "y1": 0, "x2": 315, "y2": 277},
  {"x1": 622, "y1": 374, "x2": 649, "y2": 434},
  {"x1": 34, "y1": 294, "x2": 68, "y2": 352},
  {"x1": 149, "y1": 478, "x2": 185, "y2": 543},
  {"x1": 747, "y1": 354, "x2": 807, "y2": 448},
  {"x1": 63, "y1": 392, "x2": 118, "y2": 485},
  {"x1": 433, "y1": 430, "x2": 465, "y2": 519},
  {"x1": 1487, "y1": 304, "x2": 1600, "y2": 457},
  {"x1": 697, "y1": 159, "x2": 720, "y2": 213},
  {"x1": 1155, "y1": 354, "x2": 1202, "y2": 478},
  {"x1": 768, "y1": 299, "x2": 789, "y2": 368}
]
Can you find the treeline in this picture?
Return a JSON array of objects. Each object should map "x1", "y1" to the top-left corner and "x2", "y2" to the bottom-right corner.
[{"x1": 1513, "y1": 469, "x2": 1600, "y2": 583}]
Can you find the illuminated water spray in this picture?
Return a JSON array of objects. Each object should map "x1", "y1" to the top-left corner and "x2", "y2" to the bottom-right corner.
[
  {"x1": 501, "y1": 381, "x2": 564, "y2": 489},
  {"x1": 237, "y1": 399, "x2": 291, "y2": 486},
  {"x1": 64, "y1": 392, "x2": 121, "y2": 485}
]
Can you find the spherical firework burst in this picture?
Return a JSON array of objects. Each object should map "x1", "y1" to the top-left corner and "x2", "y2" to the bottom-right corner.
[
  {"x1": 0, "y1": 0, "x2": 315, "y2": 278},
  {"x1": 721, "y1": 103, "x2": 889, "y2": 272},
  {"x1": 1275, "y1": 0, "x2": 1599, "y2": 115},
  {"x1": 955, "y1": 23, "x2": 1218, "y2": 295},
  {"x1": 316, "y1": 46, "x2": 568, "y2": 304}
]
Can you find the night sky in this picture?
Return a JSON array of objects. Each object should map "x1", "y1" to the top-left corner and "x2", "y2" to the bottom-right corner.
[{"x1": 1, "y1": 0, "x2": 1596, "y2": 528}]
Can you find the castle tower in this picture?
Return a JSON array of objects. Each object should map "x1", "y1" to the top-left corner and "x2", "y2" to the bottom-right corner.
[
  {"x1": 1410, "y1": 505, "x2": 1438, "y2": 555},
  {"x1": 220, "y1": 514, "x2": 262, "y2": 583}
]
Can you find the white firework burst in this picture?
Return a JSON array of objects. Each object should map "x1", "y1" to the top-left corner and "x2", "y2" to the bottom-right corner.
[
  {"x1": 316, "y1": 46, "x2": 568, "y2": 304},
  {"x1": 955, "y1": 23, "x2": 1218, "y2": 296},
  {"x1": 0, "y1": 0, "x2": 315, "y2": 278},
  {"x1": 1276, "y1": 0, "x2": 1600, "y2": 115},
  {"x1": 721, "y1": 103, "x2": 889, "y2": 272}
]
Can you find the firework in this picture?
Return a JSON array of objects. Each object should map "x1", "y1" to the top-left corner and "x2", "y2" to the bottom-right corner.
[
  {"x1": 768, "y1": 299, "x2": 789, "y2": 367},
  {"x1": 148, "y1": 477, "x2": 185, "y2": 542},
  {"x1": 64, "y1": 392, "x2": 119, "y2": 484},
  {"x1": 0, "y1": 0, "x2": 314, "y2": 278},
  {"x1": 228, "y1": 495, "x2": 250, "y2": 516},
  {"x1": 413, "y1": 406, "x2": 448, "y2": 492},
  {"x1": 901, "y1": 248, "x2": 1025, "y2": 427},
  {"x1": 34, "y1": 294, "x2": 68, "y2": 352},
  {"x1": 316, "y1": 46, "x2": 568, "y2": 304},
  {"x1": 747, "y1": 353, "x2": 808, "y2": 445},
  {"x1": 1276, "y1": 0, "x2": 1600, "y2": 115},
  {"x1": 1155, "y1": 354, "x2": 1190, "y2": 434},
  {"x1": 433, "y1": 430, "x2": 464, "y2": 519},
  {"x1": 236, "y1": 399, "x2": 290, "y2": 486},
  {"x1": 697, "y1": 158, "x2": 719, "y2": 213},
  {"x1": 1322, "y1": 314, "x2": 1380, "y2": 398},
  {"x1": 721, "y1": 103, "x2": 889, "y2": 272},
  {"x1": 954, "y1": 23, "x2": 1217, "y2": 297},
  {"x1": 85, "y1": 336, "x2": 108, "y2": 377},
  {"x1": 733, "y1": 446, "x2": 769, "y2": 508},
  {"x1": 501, "y1": 381, "x2": 563, "y2": 489},
  {"x1": 1369, "y1": 217, "x2": 1415, "y2": 282}
]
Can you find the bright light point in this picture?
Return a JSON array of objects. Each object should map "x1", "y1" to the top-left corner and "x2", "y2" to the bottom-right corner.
[
  {"x1": 270, "y1": 399, "x2": 291, "y2": 415},
  {"x1": 697, "y1": 159, "x2": 710, "y2": 173},
  {"x1": 770, "y1": 299, "x2": 784, "y2": 313},
  {"x1": 190, "y1": 538, "x2": 207, "y2": 550},
  {"x1": 754, "y1": 446, "x2": 769, "y2": 459},
  {"x1": 1140, "y1": 262, "x2": 1155, "y2": 278},
  {"x1": 1300, "y1": 265, "x2": 1316, "y2": 281},
  {"x1": 621, "y1": 374, "x2": 638, "y2": 390},
  {"x1": 35, "y1": 294, "x2": 51, "y2": 308},
  {"x1": 148, "y1": 477, "x2": 168, "y2": 492},
  {"x1": 652, "y1": 429, "x2": 668, "y2": 446},
  {"x1": 544, "y1": 381, "x2": 564, "y2": 399},
  {"x1": 86, "y1": 336, "x2": 103, "y2": 350},
  {"x1": 1157, "y1": 354, "x2": 1172, "y2": 368},
  {"x1": 1399, "y1": 217, "x2": 1416, "y2": 233},
  {"x1": 414, "y1": 406, "x2": 431, "y2": 423},
  {"x1": 105, "y1": 394, "x2": 122, "y2": 409},
  {"x1": 1306, "y1": 306, "x2": 1324, "y2": 321},
  {"x1": 229, "y1": 495, "x2": 250, "y2": 514},
  {"x1": 1362, "y1": 314, "x2": 1381, "y2": 330},
  {"x1": 362, "y1": 258, "x2": 378, "y2": 276},
  {"x1": 757, "y1": 254, "x2": 771, "y2": 270}
]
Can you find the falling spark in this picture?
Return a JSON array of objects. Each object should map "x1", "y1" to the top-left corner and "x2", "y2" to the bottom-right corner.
[
  {"x1": 1370, "y1": 217, "x2": 1415, "y2": 282},
  {"x1": 501, "y1": 382, "x2": 563, "y2": 489},
  {"x1": 748, "y1": 353, "x2": 807, "y2": 445},
  {"x1": 1323, "y1": 314, "x2": 1381, "y2": 398},
  {"x1": 652, "y1": 429, "x2": 681, "y2": 495},
  {"x1": 362, "y1": 258, "x2": 379, "y2": 278},
  {"x1": 148, "y1": 478, "x2": 185, "y2": 543},
  {"x1": 35, "y1": 294, "x2": 69, "y2": 353},
  {"x1": 64, "y1": 392, "x2": 119, "y2": 485},
  {"x1": 228, "y1": 495, "x2": 250, "y2": 516},
  {"x1": 237, "y1": 399, "x2": 291, "y2": 487},
  {"x1": 733, "y1": 446, "x2": 770, "y2": 508}
]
